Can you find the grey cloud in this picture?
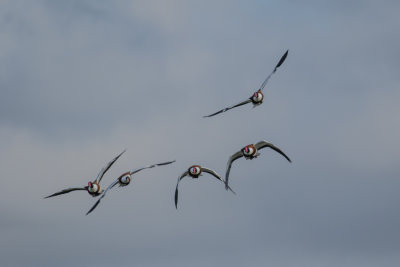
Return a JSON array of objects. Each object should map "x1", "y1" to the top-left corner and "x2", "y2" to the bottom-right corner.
[{"x1": 1, "y1": 0, "x2": 400, "y2": 266}]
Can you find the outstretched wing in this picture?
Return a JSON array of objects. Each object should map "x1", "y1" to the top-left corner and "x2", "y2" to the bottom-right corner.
[
  {"x1": 86, "y1": 179, "x2": 120, "y2": 215},
  {"x1": 255, "y1": 140, "x2": 291, "y2": 162},
  {"x1": 44, "y1": 187, "x2": 86, "y2": 198},
  {"x1": 130, "y1": 160, "x2": 176, "y2": 175},
  {"x1": 174, "y1": 171, "x2": 189, "y2": 209},
  {"x1": 203, "y1": 99, "x2": 252, "y2": 118},
  {"x1": 225, "y1": 151, "x2": 244, "y2": 190},
  {"x1": 202, "y1": 167, "x2": 236, "y2": 194},
  {"x1": 95, "y1": 149, "x2": 126, "y2": 183},
  {"x1": 258, "y1": 50, "x2": 288, "y2": 92}
]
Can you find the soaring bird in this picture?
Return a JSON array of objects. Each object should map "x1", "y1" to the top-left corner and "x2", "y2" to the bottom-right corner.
[
  {"x1": 174, "y1": 165, "x2": 235, "y2": 209},
  {"x1": 204, "y1": 50, "x2": 288, "y2": 118},
  {"x1": 86, "y1": 160, "x2": 176, "y2": 215},
  {"x1": 225, "y1": 141, "x2": 291, "y2": 189},
  {"x1": 45, "y1": 150, "x2": 125, "y2": 198}
]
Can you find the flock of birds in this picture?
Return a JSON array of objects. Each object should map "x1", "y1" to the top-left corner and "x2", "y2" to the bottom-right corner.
[{"x1": 45, "y1": 50, "x2": 291, "y2": 214}]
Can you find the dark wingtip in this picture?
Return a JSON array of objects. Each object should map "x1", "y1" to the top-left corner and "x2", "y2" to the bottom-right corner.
[
  {"x1": 86, "y1": 207, "x2": 94, "y2": 216},
  {"x1": 272, "y1": 145, "x2": 292, "y2": 163},
  {"x1": 203, "y1": 111, "x2": 221, "y2": 118},
  {"x1": 174, "y1": 189, "x2": 178, "y2": 209},
  {"x1": 86, "y1": 199, "x2": 100, "y2": 216},
  {"x1": 226, "y1": 184, "x2": 236, "y2": 195},
  {"x1": 225, "y1": 174, "x2": 230, "y2": 191},
  {"x1": 276, "y1": 50, "x2": 289, "y2": 68},
  {"x1": 117, "y1": 149, "x2": 127, "y2": 158},
  {"x1": 283, "y1": 49, "x2": 289, "y2": 58}
]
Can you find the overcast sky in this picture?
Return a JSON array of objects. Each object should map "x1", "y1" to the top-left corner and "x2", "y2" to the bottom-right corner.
[{"x1": 1, "y1": 0, "x2": 400, "y2": 266}]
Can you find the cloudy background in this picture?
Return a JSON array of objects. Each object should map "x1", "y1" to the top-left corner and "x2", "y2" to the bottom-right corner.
[{"x1": 1, "y1": 0, "x2": 400, "y2": 266}]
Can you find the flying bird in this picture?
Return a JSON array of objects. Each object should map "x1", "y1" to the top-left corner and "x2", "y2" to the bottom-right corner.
[
  {"x1": 45, "y1": 150, "x2": 126, "y2": 198},
  {"x1": 86, "y1": 160, "x2": 176, "y2": 215},
  {"x1": 225, "y1": 141, "x2": 291, "y2": 189},
  {"x1": 174, "y1": 165, "x2": 235, "y2": 209},
  {"x1": 204, "y1": 50, "x2": 288, "y2": 118}
]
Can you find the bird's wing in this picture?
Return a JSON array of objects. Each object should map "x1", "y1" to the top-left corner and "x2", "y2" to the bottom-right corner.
[
  {"x1": 202, "y1": 167, "x2": 236, "y2": 194},
  {"x1": 86, "y1": 179, "x2": 120, "y2": 215},
  {"x1": 225, "y1": 151, "x2": 244, "y2": 190},
  {"x1": 95, "y1": 149, "x2": 126, "y2": 183},
  {"x1": 255, "y1": 140, "x2": 292, "y2": 162},
  {"x1": 44, "y1": 187, "x2": 86, "y2": 198},
  {"x1": 203, "y1": 99, "x2": 252, "y2": 118},
  {"x1": 174, "y1": 171, "x2": 189, "y2": 209},
  {"x1": 130, "y1": 160, "x2": 176, "y2": 175},
  {"x1": 258, "y1": 50, "x2": 288, "y2": 92}
]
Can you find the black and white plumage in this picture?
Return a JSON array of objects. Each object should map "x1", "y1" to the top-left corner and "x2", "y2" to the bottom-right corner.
[
  {"x1": 225, "y1": 141, "x2": 291, "y2": 190},
  {"x1": 174, "y1": 165, "x2": 235, "y2": 209},
  {"x1": 86, "y1": 160, "x2": 176, "y2": 215},
  {"x1": 44, "y1": 150, "x2": 126, "y2": 198},
  {"x1": 204, "y1": 50, "x2": 288, "y2": 118}
]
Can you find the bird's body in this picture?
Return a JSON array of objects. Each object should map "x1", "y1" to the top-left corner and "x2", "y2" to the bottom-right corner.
[
  {"x1": 86, "y1": 160, "x2": 176, "y2": 215},
  {"x1": 87, "y1": 181, "x2": 103, "y2": 196},
  {"x1": 174, "y1": 165, "x2": 235, "y2": 209},
  {"x1": 241, "y1": 144, "x2": 260, "y2": 159},
  {"x1": 250, "y1": 90, "x2": 264, "y2": 105},
  {"x1": 204, "y1": 50, "x2": 288, "y2": 118},
  {"x1": 188, "y1": 165, "x2": 202, "y2": 178},
  {"x1": 44, "y1": 150, "x2": 126, "y2": 199},
  {"x1": 225, "y1": 141, "x2": 291, "y2": 190},
  {"x1": 117, "y1": 171, "x2": 132, "y2": 186}
]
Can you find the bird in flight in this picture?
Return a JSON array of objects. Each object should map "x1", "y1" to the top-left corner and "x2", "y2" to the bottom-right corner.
[
  {"x1": 174, "y1": 165, "x2": 235, "y2": 209},
  {"x1": 204, "y1": 50, "x2": 288, "y2": 118},
  {"x1": 225, "y1": 141, "x2": 291, "y2": 189},
  {"x1": 86, "y1": 160, "x2": 176, "y2": 215},
  {"x1": 45, "y1": 150, "x2": 126, "y2": 199}
]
